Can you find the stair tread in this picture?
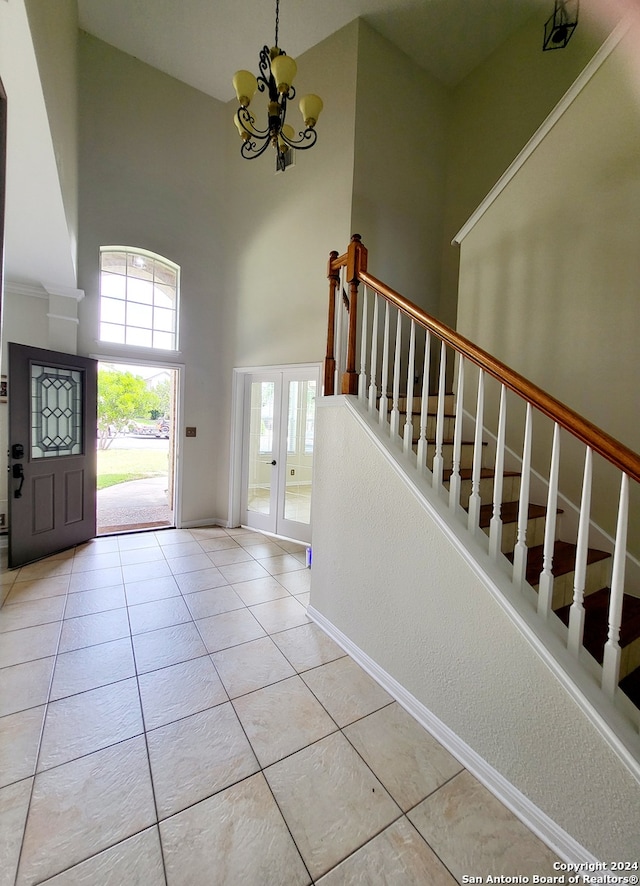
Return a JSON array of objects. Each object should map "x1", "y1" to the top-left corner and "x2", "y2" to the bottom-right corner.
[
  {"x1": 506, "y1": 540, "x2": 610, "y2": 583},
  {"x1": 555, "y1": 589, "x2": 640, "y2": 660}
]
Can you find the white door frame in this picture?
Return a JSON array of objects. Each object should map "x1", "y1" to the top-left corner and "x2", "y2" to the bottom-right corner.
[
  {"x1": 229, "y1": 363, "x2": 321, "y2": 539},
  {"x1": 92, "y1": 354, "x2": 185, "y2": 528}
]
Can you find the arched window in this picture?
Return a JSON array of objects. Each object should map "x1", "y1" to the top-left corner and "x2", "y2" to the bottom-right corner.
[{"x1": 99, "y1": 247, "x2": 179, "y2": 350}]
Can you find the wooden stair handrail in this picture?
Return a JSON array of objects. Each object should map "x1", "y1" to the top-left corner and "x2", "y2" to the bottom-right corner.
[{"x1": 326, "y1": 237, "x2": 640, "y2": 484}]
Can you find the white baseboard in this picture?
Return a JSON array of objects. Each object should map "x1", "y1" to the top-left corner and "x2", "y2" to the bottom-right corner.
[{"x1": 308, "y1": 604, "x2": 600, "y2": 866}]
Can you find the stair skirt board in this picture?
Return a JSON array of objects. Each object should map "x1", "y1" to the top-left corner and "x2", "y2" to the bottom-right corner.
[
  {"x1": 327, "y1": 396, "x2": 640, "y2": 768},
  {"x1": 308, "y1": 604, "x2": 599, "y2": 866}
]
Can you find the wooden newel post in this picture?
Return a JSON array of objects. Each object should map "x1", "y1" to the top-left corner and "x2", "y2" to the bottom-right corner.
[
  {"x1": 342, "y1": 234, "x2": 367, "y2": 395},
  {"x1": 324, "y1": 251, "x2": 339, "y2": 396}
]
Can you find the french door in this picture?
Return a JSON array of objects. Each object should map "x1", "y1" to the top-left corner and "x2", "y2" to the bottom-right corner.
[
  {"x1": 8, "y1": 343, "x2": 97, "y2": 568},
  {"x1": 240, "y1": 367, "x2": 318, "y2": 544}
]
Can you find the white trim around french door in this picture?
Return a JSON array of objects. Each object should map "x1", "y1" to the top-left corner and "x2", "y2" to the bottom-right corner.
[{"x1": 231, "y1": 363, "x2": 320, "y2": 545}]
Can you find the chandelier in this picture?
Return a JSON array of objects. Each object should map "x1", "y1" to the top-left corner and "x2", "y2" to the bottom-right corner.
[
  {"x1": 232, "y1": 0, "x2": 323, "y2": 172},
  {"x1": 543, "y1": 0, "x2": 579, "y2": 51}
]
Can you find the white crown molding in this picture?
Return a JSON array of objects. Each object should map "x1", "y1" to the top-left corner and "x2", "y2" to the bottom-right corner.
[
  {"x1": 4, "y1": 281, "x2": 48, "y2": 299},
  {"x1": 43, "y1": 283, "x2": 85, "y2": 302},
  {"x1": 453, "y1": 17, "x2": 632, "y2": 245},
  {"x1": 46, "y1": 313, "x2": 80, "y2": 325}
]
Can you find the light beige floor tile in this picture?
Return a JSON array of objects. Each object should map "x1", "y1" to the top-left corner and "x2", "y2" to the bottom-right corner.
[
  {"x1": 233, "y1": 531, "x2": 275, "y2": 546},
  {"x1": 183, "y1": 585, "x2": 244, "y2": 620},
  {"x1": 244, "y1": 541, "x2": 286, "y2": 560},
  {"x1": 132, "y1": 622, "x2": 208, "y2": 674},
  {"x1": 70, "y1": 552, "x2": 122, "y2": 573},
  {"x1": 275, "y1": 569, "x2": 311, "y2": 594},
  {"x1": 316, "y1": 817, "x2": 457, "y2": 885},
  {"x1": 234, "y1": 675, "x2": 337, "y2": 766},
  {"x1": 17, "y1": 736, "x2": 156, "y2": 886},
  {"x1": 301, "y1": 656, "x2": 392, "y2": 727},
  {"x1": 207, "y1": 546, "x2": 253, "y2": 567},
  {"x1": 231, "y1": 576, "x2": 290, "y2": 605},
  {"x1": 39, "y1": 677, "x2": 143, "y2": 771},
  {"x1": 0, "y1": 622, "x2": 61, "y2": 669},
  {"x1": 189, "y1": 526, "x2": 230, "y2": 540},
  {"x1": 265, "y1": 732, "x2": 401, "y2": 880},
  {"x1": 196, "y1": 608, "x2": 266, "y2": 653},
  {"x1": 124, "y1": 574, "x2": 180, "y2": 605},
  {"x1": 407, "y1": 770, "x2": 560, "y2": 880},
  {"x1": 15, "y1": 559, "x2": 72, "y2": 582},
  {"x1": 343, "y1": 703, "x2": 463, "y2": 811},
  {"x1": 138, "y1": 656, "x2": 227, "y2": 730},
  {"x1": 147, "y1": 703, "x2": 259, "y2": 819},
  {"x1": 0, "y1": 657, "x2": 55, "y2": 717},
  {"x1": 154, "y1": 529, "x2": 195, "y2": 546},
  {"x1": 211, "y1": 635, "x2": 296, "y2": 698},
  {"x1": 296, "y1": 592, "x2": 310, "y2": 607},
  {"x1": 162, "y1": 541, "x2": 205, "y2": 560},
  {"x1": 259, "y1": 554, "x2": 307, "y2": 576},
  {"x1": 4, "y1": 575, "x2": 70, "y2": 606},
  {"x1": 119, "y1": 546, "x2": 165, "y2": 567},
  {"x1": 174, "y1": 566, "x2": 228, "y2": 595},
  {"x1": 40, "y1": 827, "x2": 165, "y2": 886},
  {"x1": 50, "y1": 638, "x2": 135, "y2": 701},
  {"x1": 58, "y1": 608, "x2": 130, "y2": 653},
  {"x1": 272, "y1": 622, "x2": 347, "y2": 672},
  {"x1": 276, "y1": 539, "x2": 307, "y2": 554},
  {"x1": 197, "y1": 536, "x2": 240, "y2": 553},
  {"x1": 218, "y1": 560, "x2": 271, "y2": 584},
  {"x1": 0, "y1": 705, "x2": 46, "y2": 788},
  {"x1": 68, "y1": 566, "x2": 123, "y2": 594},
  {"x1": 160, "y1": 773, "x2": 310, "y2": 886},
  {"x1": 0, "y1": 778, "x2": 33, "y2": 886},
  {"x1": 64, "y1": 585, "x2": 126, "y2": 619},
  {"x1": 168, "y1": 553, "x2": 216, "y2": 575},
  {"x1": 76, "y1": 537, "x2": 119, "y2": 555},
  {"x1": 121, "y1": 560, "x2": 172, "y2": 584},
  {"x1": 0, "y1": 596, "x2": 66, "y2": 634},
  {"x1": 249, "y1": 596, "x2": 310, "y2": 634},
  {"x1": 117, "y1": 533, "x2": 160, "y2": 552},
  {"x1": 128, "y1": 595, "x2": 192, "y2": 634}
]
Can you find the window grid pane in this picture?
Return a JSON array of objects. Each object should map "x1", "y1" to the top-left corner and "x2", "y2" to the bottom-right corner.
[{"x1": 99, "y1": 248, "x2": 179, "y2": 351}]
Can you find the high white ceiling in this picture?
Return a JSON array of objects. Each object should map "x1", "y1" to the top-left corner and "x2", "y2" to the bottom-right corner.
[{"x1": 76, "y1": 0, "x2": 543, "y2": 100}]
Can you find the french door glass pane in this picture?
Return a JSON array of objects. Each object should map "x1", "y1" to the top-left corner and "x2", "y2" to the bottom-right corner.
[
  {"x1": 247, "y1": 381, "x2": 275, "y2": 516},
  {"x1": 283, "y1": 380, "x2": 315, "y2": 524},
  {"x1": 31, "y1": 364, "x2": 83, "y2": 458}
]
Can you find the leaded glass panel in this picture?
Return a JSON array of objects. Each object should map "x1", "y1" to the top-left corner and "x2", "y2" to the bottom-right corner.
[{"x1": 31, "y1": 364, "x2": 83, "y2": 458}]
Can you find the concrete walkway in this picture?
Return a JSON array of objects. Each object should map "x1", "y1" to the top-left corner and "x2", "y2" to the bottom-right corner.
[{"x1": 97, "y1": 476, "x2": 174, "y2": 534}]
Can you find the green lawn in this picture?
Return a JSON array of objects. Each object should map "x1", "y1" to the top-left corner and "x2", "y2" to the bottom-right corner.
[{"x1": 97, "y1": 448, "x2": 168, "y2": 490}]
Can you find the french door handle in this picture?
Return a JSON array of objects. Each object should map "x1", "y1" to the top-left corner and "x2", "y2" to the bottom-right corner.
[{"x1": 266, "y1": 460, "x2": 276, "y2": 466}]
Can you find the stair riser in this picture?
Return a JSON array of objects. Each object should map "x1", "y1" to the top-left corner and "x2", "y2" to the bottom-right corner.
[
  {"x1": 543, "y1": 558, "x2": 611, "y2": 610},
  {"x1": 482, "y1": 514, "x2": 547, "y2": 555},
  {"x1": 422, "y1": 443, "x2": 477, "y2": 471},
  {"x1": 403, "y1": 414, "x2": 455, "y2": 440},
  {"x1": 621, "y1": 637, "x2": 640, "y2": 679},
  {"x1": 447, "y1": 476, "x2": 522, "y2": 510},
  {"x1": 397, "y1": 394, "x2": 456, "y2": 413}
]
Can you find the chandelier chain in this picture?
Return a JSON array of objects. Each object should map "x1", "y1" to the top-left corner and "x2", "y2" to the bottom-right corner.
[{"x1": 275, "y1": 0, "x2": 280, "y2": 48}]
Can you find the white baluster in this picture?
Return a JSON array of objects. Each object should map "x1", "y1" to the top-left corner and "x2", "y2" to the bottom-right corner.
[
  {"x1": 368, "y1": 295, "x2": 379, "y2": 413},
  {"x1": 538, "y1": 423, "x2": 561, "y2": 618},
  {"x1": 467, "y1": 369, "x2": 485, "y2": 533},
  {"x1": 512, "y1": 403, "x2": 532, "y2": 587},
  {"x1": 404, "y1": 320, "x2": 416, "y2": 455},
  {"x1": 602, "y1": 473, "x2": 629, "y2": 698},
  {"x1": 417, "y1": 331, "x2": 431, "y2": 473},
  {"x1": 334, "y1": 266, "x2": 345, "y2": 394},
  {"x1": 431, "y1": 341, "x2": 447, "y2": 490},
  {"x1": 489, "y1": 384, "x2": 507, "y2": 560},
  {"x1": 358, "y1": 287, "x2": 368, "y2": 400},
  {"x1": 568, "y1": 447, "x2": 593, "y2": 656},
  {"x1": 379, "y1": 300, "x2": 390, "y2": 426},
  {"x1": 449, "y1": 355, "x2": 465, "y2": 511},
  {"x1": 390, "y1": 309, "x2": 402, "y2": 438}
]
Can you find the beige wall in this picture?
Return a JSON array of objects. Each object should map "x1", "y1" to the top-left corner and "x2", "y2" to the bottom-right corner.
[
  {"x1": 456, "y1": 26, "x2": 640, "y2": 548},
  {"x1": 24, "y1": 0, "x2": 79, "y2": 275},
  {"x1": 351, "y1": 21, "x2": 449, "y2": 316},
  {"x1": 440, "y1": 7, "x2": 611, "y2": 328},
  {"x1": 311, "y1": 397, "x2": 640, "y2": 859}
]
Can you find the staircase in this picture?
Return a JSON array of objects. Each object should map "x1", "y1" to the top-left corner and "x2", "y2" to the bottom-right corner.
[
  {"x1": 323, "y1": 235, "x2": 640, "y2": 743},
  {"x1": 398, "y1": 392, "x2": 640, "y2": 709}
]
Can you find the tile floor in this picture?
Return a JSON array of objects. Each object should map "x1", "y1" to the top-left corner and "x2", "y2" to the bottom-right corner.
[{"x1": 0, "y1": 526, "x2": 560, "y2": 885}]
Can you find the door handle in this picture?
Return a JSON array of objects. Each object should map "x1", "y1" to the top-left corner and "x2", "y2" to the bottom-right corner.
[
  {"x1": 12, "y1": 463, "x2": 25, "y2": 499},
  {"x1": 264, "y1": 460, "x2": 277, "y2": 466}
]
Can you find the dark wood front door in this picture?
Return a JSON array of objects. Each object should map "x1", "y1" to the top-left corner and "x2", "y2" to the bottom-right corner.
[{"x1": 8, "y1": 343, "x2": 97, "y2": 568}]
